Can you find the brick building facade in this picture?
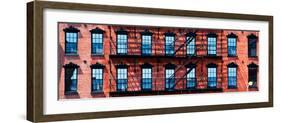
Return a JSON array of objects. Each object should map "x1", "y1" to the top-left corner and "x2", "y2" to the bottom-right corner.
[{"x1": 58, "y1": 23, "x2": 259, "y2": 99}]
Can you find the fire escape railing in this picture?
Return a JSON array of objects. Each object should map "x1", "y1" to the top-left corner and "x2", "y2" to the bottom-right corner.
[
  {"x1": 108, "y1": 28, "x2": 224, "y2": 94},
  {"x1": 165, "y1": 36, "x2": 197, "y2": 82},
  {"x1": 109, "y1": 36, "x2": 223, "y2": 57}
]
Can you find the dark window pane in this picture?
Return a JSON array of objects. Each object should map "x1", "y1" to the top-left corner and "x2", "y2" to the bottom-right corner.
[
  {"x1": 207, "y1": 37, "x2": 216, "y2": 55},
  {"x1": 165, "y1": 69, "x2": 175, "y2": 90},
  {"x1": 228, "y1": 38, "x2": 236, "y2": 56},
  {"x1": 186, "y1": 67, "x2": 196, "y2": 88},
  {"x1": 142, "y1": 68, "x2": 152, "y2": 90},
  {"x1": 228, "y1": 67, "x2": 237, "y2": 88},
  {"x1": 186, "y1": 36, "x2": 196, "y2": 56},
  {"x1": 92, "y1": 68, "x2": 103, "y2": 92},
  {"x1": 65, "y1": 32, "x2": 78, "y2": 54},
  {"x1": 248, "y1": 67, "x2": 257, "y2": 87},
  {"x1": 117, "y1": 34, "x2": 127, "y2": 54},
  {"x1": 248, "y1": 39, "x2": 257, "y2": 57},
  {"x1": 207, "y1": 67, "x2": 217, "y2": 88},
  {"x1": 65, "y1": 68, "x2": 78, "y2": 92},
  {"x1": 142, "y1": 35, "x2": 152, "y2": 55},
  {"x1": 92, "y1": 33, "x2": 103, "y2": 55},
  {"x1": 117, "y1": 68, "x2": 128, "y2": 91},
  {"x1": 165, "y1": 36, "x2": 175, "y2": 56}
]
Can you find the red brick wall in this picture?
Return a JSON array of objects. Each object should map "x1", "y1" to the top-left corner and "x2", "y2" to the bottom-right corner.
[{"x1": 58, "y1": 23, "x2": 259, "y2": 99}]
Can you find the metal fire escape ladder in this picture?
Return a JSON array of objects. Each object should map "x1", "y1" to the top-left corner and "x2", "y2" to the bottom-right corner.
[
  {"x1": 108, "y1": 26, "x2": 118, "y2": 92},
  {"x1": 107, "y1": 61, "x2": 118, "y2": 92},
  {"x1": 173, "y1": 31, "x2": 198, "y2": 56},
  {"x1": 109, "y1": 26, "x2": 117, "y2": 55},
  {"x1": 127, "y1": 27, "x2": 141, "y2": 92},
  {"x1": 171, "y1": 60, "x2": 200, "y2": 89},
  {"x1": 166, "y1": 35, "x2": 196, "y2": 80},
  {"x1": 165, "y1": 36, "x2": 198, "y2": 90}
]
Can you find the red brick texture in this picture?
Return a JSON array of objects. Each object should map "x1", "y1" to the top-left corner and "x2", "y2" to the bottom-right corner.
[{"x1": 58, "y1": 23, "x2": 259, "y2": 99}]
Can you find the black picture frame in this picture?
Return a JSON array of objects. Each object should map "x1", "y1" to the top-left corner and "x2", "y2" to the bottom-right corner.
[{"x1": 27, "y1": 1, "x2": 273, "y2": 122}]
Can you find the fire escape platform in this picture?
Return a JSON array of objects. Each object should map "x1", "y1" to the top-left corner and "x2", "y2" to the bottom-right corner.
[
  {"x1": 109, "y1": 88, "x2": 223, "y2": 97},
  {"x1": 109, "y1": 55, "x2": 223, "y2": 59}
]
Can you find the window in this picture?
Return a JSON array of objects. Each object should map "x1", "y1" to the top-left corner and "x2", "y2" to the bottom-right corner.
[
  {"x1": 165, "y1": 63, "x2": 176, "y2": 90},
  {"x1": 64, "y1": 26, "x2": 80, "y2": 54},
  {"x1": 91, "y1": 63, "x2": 104, "y2": 92},
  {"x1": 117, "y1": 65, "x2": 128, "y2": 91},
  {"x1": 63, "y1": 62, "x2": 79, "y2": 94},
  {"x1": 141, "y1": 63, "x2": 153, "y2": 90},
  {"x1": 227, "y1": 33, "x2": 237, "y2": 56},
  {"x1": 248, "y1": 63, "x2": 258, "y2": 88},
  {"x1": 186, "y1": 32, "x2": 196, "y2": 56},
  {"x1": 227, "y1": 63, "x2": 238, "y2": 88},
  {"x1": 248, "y1": 34, "x2": 257, "y2": 57},
  {"x1": 207, "y1": 33, "x2": 217, "y2": 56},
  {"x1": 165, "y1": 32, "x2": 175, "y2": 56},
  {"x1": 90, "y1": 28, "x2": 104, "y2": 55},
  {"x1": 117, "y1": 30, "x2": 128, "y2": 55},
  {"x1": 141, "y1": 34, "x2": 152, "y2": 55},
  {"x1": 207, "y1": 63, "x2": 217, "y2": 88},
  {"x1": 186, "y1": 64, "x2": 196, "y2": 88}
]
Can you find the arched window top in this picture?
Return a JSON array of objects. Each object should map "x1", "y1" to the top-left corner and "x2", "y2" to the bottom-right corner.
[
  {"x1": 90, "y1": 27, "x2": 105, "y2": 33},
  {"x1": 227, "y1": 62, "x2": 238, "y2": 67},
  {"x1": 248, "y1": 63, "x2": 258, "y2": 68},
  {"x1": 227, "y1": 33, "x2": 238, "y2": 38},
  {"x1": 186, "y1": 32, "x2": 196, "y2": 37},
  {"x1": 116, "y1": 63, "x2": 128, "y2": 68},
  {"x1": 165, "y1": 63, "x2": 176, "y2": 69},
  {"x1": 141, "y1": 29, "x2": 153, "y2": 35},
  {"x1": 206, "y1": 63, "x2": 217, "y2": 68},
  {"x1": 115, "y1": 28, "x2": 128, "y2": 34},
  {"x1": 164, "y1": 31, "x2": 175, "y2": 36},
  {"x1": 141, "y1": 63, "x2": 153, "y2": 68},
  {"x1": 63, "y1": 62, "x2": 79, "y2": 68},
  {"x1": 63, "y1": 26, "x2": 80, "y2": 32},
  {"x1": 207, "y1": 32, "x2": 217, "y2": 37},
  {"x1": 247, "y1": 33, "x2": 258, "y2": 39},
  {"x1": 185, "y1": 63, "x2": 197, "y2": 68},
  {"x1": 90, "y1": 62, "x2": 105, "y2": 69}
]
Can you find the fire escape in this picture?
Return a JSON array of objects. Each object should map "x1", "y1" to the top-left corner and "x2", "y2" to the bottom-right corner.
[{"x1": 107, "y1": 26, "x2": 224, "y2": 97}]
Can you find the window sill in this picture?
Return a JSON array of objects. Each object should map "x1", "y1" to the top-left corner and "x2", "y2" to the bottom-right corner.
[
  {"x1": 91, "y1": 54, "x2": 104, "y2": 57},
  {"x1": 227, "y1": 55, "x2": 238, "y2": 57},
  {"x1": 248, "y1": 56, "x2": 258, "y2": 58},
  {"x1": 165, "y1": 89, "x2": 175, "y2": 91},
  {"x1": 116, "y1": 53, "x2": 128, "y2": 56},
  {"x1": 249, "y1": 86, "x2": 258, "y2": 89},
  {"x1": 116, "y1": 90, "x2": 128, "y2": 92},
  {"x1": 207, "y1": 54, "x2": 217, "y2": 57},
  {"x1": 186, "y1": 87, "x2": 197, "y2": 90},
  {"x1": 228, "y1": 86, "x2": 237, "y2": 89},
  {"x1": 141, "y1": 89, "x2": 153, "y2": 91},
  {"x1": 186, "y1": 54, "x2": 197, "y2": 57},
  {"x1": 91, "y1": 91, "x2": 104, "y2": 94},
  {"x1": 64, "y1": 91, "x2": 78, "y2": 95},
  {"x1": 165, "y1": 55, "x2": 175, "y2": 57},
  {"x1": 65, "y1": 53, "x2": 79, "y2": 56},
  {"x1": 141, "y1": 54, "x2": 152, "y2": 56},
  {"x1": 207, "y1": 86, "x2": 217, "y2": 89}
]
